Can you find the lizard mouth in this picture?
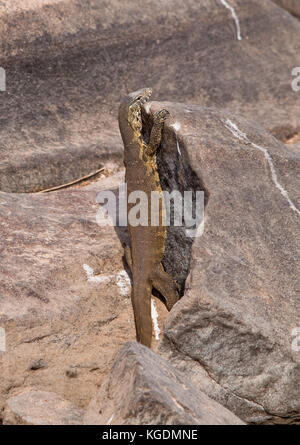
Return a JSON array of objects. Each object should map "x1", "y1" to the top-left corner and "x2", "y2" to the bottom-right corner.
[
  {"x1": 131, "y1": 88, "x2": 152, "y2": 107},
  {"x1": 138, "y1": 90, "x2": 152, "y2": 105}
]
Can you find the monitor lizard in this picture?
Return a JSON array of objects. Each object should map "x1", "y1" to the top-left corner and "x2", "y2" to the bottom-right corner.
[{"x1": 118, "y1": 88, "x2": 179, "y2": 347}]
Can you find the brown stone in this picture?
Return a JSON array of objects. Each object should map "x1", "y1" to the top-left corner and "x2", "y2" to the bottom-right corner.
[
  {"x1": 3, "y1": 388, "x2": 83, "y2": 425},
  {"x1": 0, "y1": 172, "x2": 170, "y2": 421},
  {"x1": 0, "y1": 0, "x2": 300, "y2": 192},
  {"x1": 0, "y1": 173, "x2": 133, "y2": 417}
]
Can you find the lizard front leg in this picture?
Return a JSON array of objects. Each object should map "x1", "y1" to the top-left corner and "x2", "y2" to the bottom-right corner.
[{"x1": 146, "y1": 109, "x2": 170, "y2": 156}]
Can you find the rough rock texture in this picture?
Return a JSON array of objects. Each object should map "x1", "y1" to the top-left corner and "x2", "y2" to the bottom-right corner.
[
  {"x1": 1, "y1": 0, "x2": 300, "y2": 192},
  {"x1": 3, "y1": 388, "x2": 83, "y2": 425},
  {"x1": 139, "y1": 101, "x2": 300, "y2": 425},
  {"x1": 84, "y1": 342, "x2": 245, "y2": 425},
  {"x1": 1, "y1": 0, "x2": 300, "y2": 426},
  {"x1": 272, "y1": 0, "x2": 300, "y2": 18},
  {"x1": 0, "y1": 172, "x2": 169, "y2": 422}
]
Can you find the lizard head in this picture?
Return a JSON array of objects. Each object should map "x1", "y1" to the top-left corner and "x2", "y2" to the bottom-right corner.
[{"x1": 119, "y1": 88, "x2": 152, "y2": 137}]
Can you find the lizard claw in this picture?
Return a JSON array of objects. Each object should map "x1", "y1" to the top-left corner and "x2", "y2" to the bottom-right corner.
[{"x1": 153, "y1": 109, "x2": 170, "y2": 123}]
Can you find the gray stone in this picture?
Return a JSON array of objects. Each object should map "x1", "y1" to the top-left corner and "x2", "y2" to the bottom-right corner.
[
  {"x1": 139, "y1": 101, "x2": 300, "y2": 424},
  {"x1": 84, "y1": 342, "x2": 245, "y2": 425},
  {"x1": 272, "y1": 0, "x2": 300, "y2": 18}
]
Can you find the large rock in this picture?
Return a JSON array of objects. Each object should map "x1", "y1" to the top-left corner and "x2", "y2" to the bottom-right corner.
[
  {"x1": 0, "y1": 170, "x2": 171, "y2": 422},
  {"x1": 0, "y1": 173, "x2": 135, "y2": 416},
  {"x1": 138, "y1": 101, "x2": 300, "y2": 424},
  {"x1": 0, "y1": 173, "x2": 125, "y2": 418},
  {"x1": 3, "y1": 388, "x2": 83, "y2": 425},
  {"x1": 84, "y1": 342, "x2": 244, "y2": 425},
  {"x1": 1, "y1": 0, "x2": 300, "y2": 191},
  {"x1": 272, "y1": 0, "x2": 300, "y2": 18},
  {"x1": 0, "y1": 169, "x2": 173, "y2": 422}
]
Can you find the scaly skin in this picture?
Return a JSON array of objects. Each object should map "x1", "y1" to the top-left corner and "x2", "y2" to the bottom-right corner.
[{"x1": 118, "y1": 88, "x2": 179, "y2": 348}]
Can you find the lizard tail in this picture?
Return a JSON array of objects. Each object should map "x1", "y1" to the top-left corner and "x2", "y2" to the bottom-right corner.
[{"x1": 131, "y1": 277, "x2": 152, "y2": 348}]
